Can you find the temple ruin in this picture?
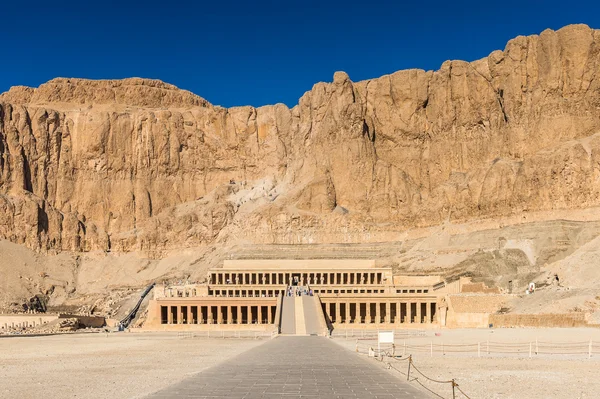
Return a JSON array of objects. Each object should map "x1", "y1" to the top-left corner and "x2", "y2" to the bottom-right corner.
[{"x1": 144, "y1": 259, "x2": 455, "y2": 333}]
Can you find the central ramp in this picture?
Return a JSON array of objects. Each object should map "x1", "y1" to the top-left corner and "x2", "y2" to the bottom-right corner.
[
  {"x1": 279, "y1": 289, "x2": 328, "y2": 336},
  {"x1": 302, "y1": 295, "x2": 328, "y2": 335},
  {"x1": 280, "y1": 296, "x2": 296, "y2": 334},
  {"x1": 146, "y1": 336, "x2": 427, "y2": 398}
]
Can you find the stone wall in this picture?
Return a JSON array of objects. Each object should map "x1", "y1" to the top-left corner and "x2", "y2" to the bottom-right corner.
[{"x1": 489, "y1": 313, "x2": 588, "y2": 328}]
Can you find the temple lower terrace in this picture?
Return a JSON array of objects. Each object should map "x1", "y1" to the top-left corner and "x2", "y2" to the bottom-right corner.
[{"x1": 145, "y1": 259, "x2": 448, "y2": 333}]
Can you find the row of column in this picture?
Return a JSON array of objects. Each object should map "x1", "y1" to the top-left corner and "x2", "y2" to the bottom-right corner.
[
  {"x1": 210, "y1": 271, "x2": 384, "y2": 286},
  {"x1": 161, "y1": 305, "x2": 276, "y2": 325},
  {"x1": 1, "y1": 320, "x2": 48, "y2": 329},
  {"x1": 324, "y1": 301, "x2": 437, "y2": 324},
  {"x1": 210, "y1": 289, "x2": 284, "y2": 298}
]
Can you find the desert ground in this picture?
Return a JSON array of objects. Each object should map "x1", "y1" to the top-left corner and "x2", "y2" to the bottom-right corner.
[
  {"x1": 0, "y1": 328, "x2": 598, "y2": 398},
  {"x1": 334, "y1": 327, "x2": 600, "y2": 399},
  {"x1": 0, "y1": 332, "x2": 266, "y2": 399}
]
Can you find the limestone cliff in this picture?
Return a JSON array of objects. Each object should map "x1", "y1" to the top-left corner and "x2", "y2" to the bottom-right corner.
[{"x1": 1, "y1": 24, "x2": 600, "y2": 255}]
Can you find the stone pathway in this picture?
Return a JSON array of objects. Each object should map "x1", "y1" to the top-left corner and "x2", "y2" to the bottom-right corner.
[{"x1": 146, "y1": 336, "x2": 427, "y2": 398}]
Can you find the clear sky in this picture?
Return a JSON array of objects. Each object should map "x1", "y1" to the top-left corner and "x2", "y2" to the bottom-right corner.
[{"x1": 1, "y1": 0, "x2": 599, "y2": 108}]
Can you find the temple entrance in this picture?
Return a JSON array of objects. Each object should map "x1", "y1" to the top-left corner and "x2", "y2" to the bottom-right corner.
[{"x1": 292, "y1": 274, "x2": 301, "y2": 286}]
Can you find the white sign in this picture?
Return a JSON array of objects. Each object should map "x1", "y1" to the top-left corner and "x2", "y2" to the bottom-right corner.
[{"x1": 378, "y1": 331, "x2": 394, "y2": 344}]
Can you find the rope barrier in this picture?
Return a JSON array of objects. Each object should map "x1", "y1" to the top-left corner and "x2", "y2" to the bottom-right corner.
[
  {"x1": 356, "y1": 344, "x2": 473, "y2": 399},
  {"x1": 353, "y1": 336, "x2": 596, "y2": 399},
  {"x1": 455, "y1": 383, "x2": 472, "y2": 399},
  {"x1": 413, "y1": 376, "x2": 447, "y2": 399},
  {"x1": 408, "y1": 359, "x2": 454, "y2": 384}
]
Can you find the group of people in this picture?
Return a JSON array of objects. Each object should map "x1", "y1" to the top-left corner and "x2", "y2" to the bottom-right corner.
[{"x1": 286, "y1": 286, "x2": 313, "y2": 297}]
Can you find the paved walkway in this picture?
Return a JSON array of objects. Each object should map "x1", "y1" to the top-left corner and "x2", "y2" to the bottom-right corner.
[{"x1": 147, "y1": 336, "x2": 427, "y2": 398}]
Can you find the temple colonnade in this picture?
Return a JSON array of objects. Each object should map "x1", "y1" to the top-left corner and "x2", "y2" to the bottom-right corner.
[
  {"x1": 321, "y1": 300, "x2": 437, "y2": 324},
  {"x1": 210, "y1": 271, "x2": 386, "y2": 286},
  {"x1": 160, "y1": 304, "x2": 277, "y2": 325}
]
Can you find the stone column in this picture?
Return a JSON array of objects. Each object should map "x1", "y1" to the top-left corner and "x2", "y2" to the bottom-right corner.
[
  {"x1": 237, "y1": 305, "x2": 242, "y2": 324},
  {"x1": 385, "y1": 302, "x2": 391, "y2": 324},
  {"x1": 188, "y1": 306, "x2": 193, "y2": 324},
  {"x1": 168, "y1": 306, "x2": 173, "y2": 324},
  {"x1": 346, "y1": 302, "x2": 351, "y2": 324},
  {"x1": 207, "y1": 306, "x2": 213, "y2": 324},
  {"x1": 375, "y1": 302, "x2": 381, "y2": 324},
  {"x1": 335, "y1": 302, "x2": 340, "y2": 324},
  {"x1": 396, "y1": 302, "x2": 402, "y2": 324},
  {"x1": 268, "y1": 305, "x2": 273, "y2": 324},
  {"x1": 416, "y1": 302, "x2": 422, "y2": 324},
  {"x1": 366, "y1": 303, "x2": 371, "y2": 324},
  {"x1": 258, "y1": 306, "x2": 263, "y2": 324},
  {"x1": 425, "y1": 302, "x2": 431, "y2": 323},
  {"x1": 226, "y1": 306, "x2": 232, "y2": 324}
]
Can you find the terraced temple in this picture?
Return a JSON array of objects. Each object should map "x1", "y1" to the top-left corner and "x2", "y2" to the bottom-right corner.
[{"x1": 144, "y1": 258, "x2": 450, "y2": 333}]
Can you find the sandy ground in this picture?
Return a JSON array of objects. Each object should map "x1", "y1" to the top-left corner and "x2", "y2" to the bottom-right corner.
[
  {"x1": 334, "y1": 328, "x2": 600, "y2": 399},
  {"x1": 0, "y1": 332, "x2": 266, "y2": 399},
  {"x1": 2, "y1": 328, "x2": 599, "y2": 399}
]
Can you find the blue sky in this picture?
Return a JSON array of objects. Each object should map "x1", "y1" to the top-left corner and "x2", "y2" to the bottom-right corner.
[{"x1": 1, "y1": 0, "x2": 599, "y2": 108}]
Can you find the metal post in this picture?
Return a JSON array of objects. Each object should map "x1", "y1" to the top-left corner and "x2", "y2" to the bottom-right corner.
[
  {"x1": 356, "y1": 339, "x2": 359, "y2": 352},
  {"x1": 452, "y1": 379, "x2": 456, "y2": 399},
  {"x1": 407, "y1": 355, "x2": 412, "y2": 381}
]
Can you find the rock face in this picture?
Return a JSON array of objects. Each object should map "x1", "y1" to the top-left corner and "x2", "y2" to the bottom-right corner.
[{"x1": 1, "y1": 24, "x2": 600, "y2": 254}]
